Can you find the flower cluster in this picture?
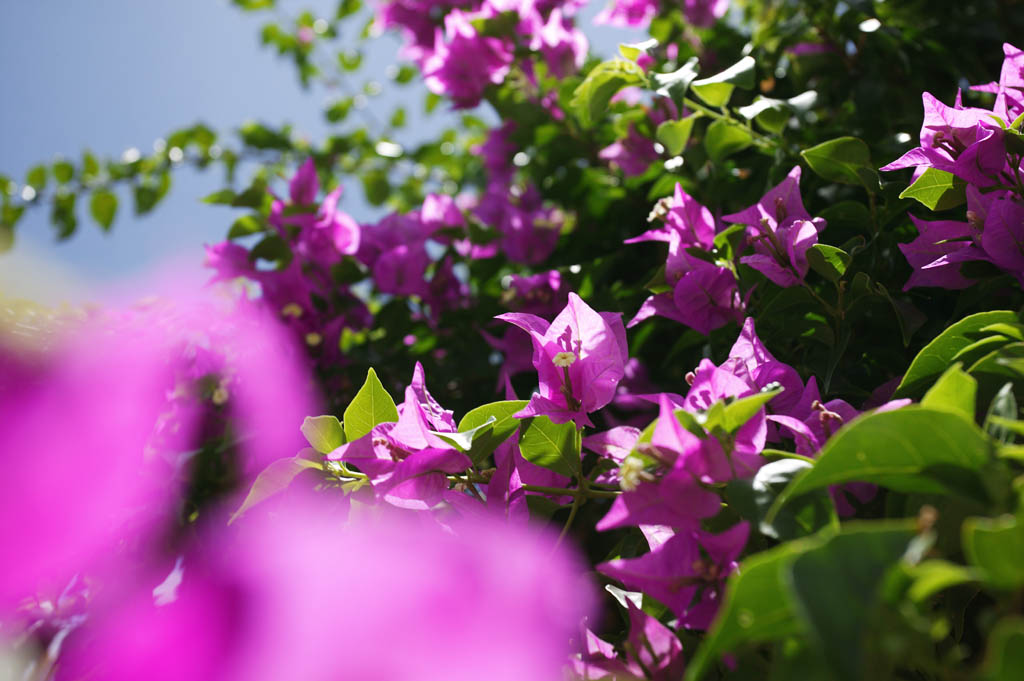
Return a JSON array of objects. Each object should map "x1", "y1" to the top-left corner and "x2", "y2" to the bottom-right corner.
[
  {"x1": 378, "y1": 0, "x2": 587, "y2": 109},
  {"x1": 627, "y1": 182, "x2": 745, "y2": 334},
  {"x1": 205, "y1": 159, "x2": 371, "y2": 366},
  {"x1": 884, "y1": 43, "x2": 1024, "y2": 289}
]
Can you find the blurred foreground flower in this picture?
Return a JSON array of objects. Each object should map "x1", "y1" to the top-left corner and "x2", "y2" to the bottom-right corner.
[{"x1": 55, "y1": 498, "x2": 594, "y2": 681}]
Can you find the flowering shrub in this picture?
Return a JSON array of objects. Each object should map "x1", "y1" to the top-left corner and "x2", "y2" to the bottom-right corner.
[{"x1": 5, "y1": 0, "x2": 1024, "y2": 679}]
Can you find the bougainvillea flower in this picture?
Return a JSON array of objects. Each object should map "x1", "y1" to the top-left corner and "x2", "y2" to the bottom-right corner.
[
  {"x1": 0, "y1": 278, "x2": 314, "y2": 614},
  {"x1": 880, "y1": 92, "x2": 999, "y2": 175},
  {"x1": 898, "y1": 215, "x2": 981, "y2": 290},
  {"x1": 597, "y1": 395, "x2": 721, "y2": 530},
  {"x1": 329, "y1": 382, "x2": 471, "y2": 509},
  {"x1": 57, "y1": 499, "x2": 593, "y2": 681},
  {"x1": 598, "y1": 522, "x2": 749, "y2": 629},
  {"x1": 723, "y1": 166, "x2": 819, "y2": 233},
  {"x1": 627, "y1": 183, "x2": 718, "y2": 250},
  {"x1": 972, "y1": 42, "x2": 1024, "y2": 115},
  {"x1": 980, "y1": 196, "x2": 1024, "y2": 281},
  {"x1": 497, "y1": 292, "x2": 628, "y2": 427},
  {"x1": 725, "y1": 317, "x2": 805, "y2": 415},
  {"x1": 421, "y1": 10, "x2": 514, "y2": 109},
  {"x1": 623, "y1": 599, "x2": 686, "y2": 681}
]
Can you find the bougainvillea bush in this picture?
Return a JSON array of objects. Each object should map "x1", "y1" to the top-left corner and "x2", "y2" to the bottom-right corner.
[{"x1": 5, "y1": 0, "x2": 1024, "y2": 679}]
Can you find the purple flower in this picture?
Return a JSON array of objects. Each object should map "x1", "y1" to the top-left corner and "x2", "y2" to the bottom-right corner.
[
  {"x1": 421, "y1": 10, "x2": 514, "y2": 109},
  {"x1": 497, "y1": 292, "x2": 628, "y2": 427},
  {"x1": 0, "y1": 276, "x2": 314, "y2": 615},
  {"x1": 328, "y1": 369, "x2": 471, "y2": 509},
  {"x1": 599, "y1": 124, "x2": 659, "y2": 176},
  {"x1": 972, "y1": 42, "x2": 1024, "y2": 117},
  {"x1": 898, "y1": 215, "x2": 980, "y2": 290},
  {"x1": 724, "y1": 166, "x2": 825, "y2": 287},
  {"x1": 56, "y1": 498, "x2": 594, "y2": 681},
  {"x1": 598, "y1": 522, "x2": 749, "y2": 629}
]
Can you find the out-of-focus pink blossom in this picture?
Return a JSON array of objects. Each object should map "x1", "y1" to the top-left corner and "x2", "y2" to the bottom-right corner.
[{"x1": 57, "y1": 498, "x2": 594, "y2": 681}]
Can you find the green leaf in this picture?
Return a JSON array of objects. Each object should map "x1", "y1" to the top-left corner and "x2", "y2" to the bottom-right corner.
[
  {"x1": 52, "y1": 160, "x2": 74, "y2": 185},
  {"x1": 985, "y1": 382, "x2": 1018, "y2": 444},
  {"x1": 457, "y1": 400, "x2": 529, "y2": 464},
  {"x1": 519, "y1": 416, "x2": 580, "y2": 476},
  {"x1": 905, "y1": 559, "x2": 977, "y2": 602},
  {"x1": 898, "y1": 167, "x2": 967, "y2": 211},
  {"x1": 301, "y1": 415, "x2": 345, "y2": 454},
  {"x1": 249, "y1": 233, "x2": 293, "y2": 269},
  {"x1": 920, "y1": 363, "x2": 977, "y2": 420},
  {"x1": 26, "y1": 165, "x2": 47, "y2": 191},
  {"x1": 51, "y1": 191, "x2": 77, "y2": 239},
  {"x1": 426, "y1": 417, "x2": 493, "y2": 452},
  {"x1": 228, "y1": 455, "x2": 320, "y2": 524},
  {"x1": 801, "y1": 136, "x2": 879, "y2": 190},
  {"x1": 721, "y1": 387, "x2": 783, "y2": 432},
  {"x1": 806, "y1": 244, "x2": 850, "y2": 282},
  {"x1": 343, "y1": 367, "x2": 399, "y2": 442},
  {"x1": 685, "y1": 539, "x2": 813, "y2": 681},
  {"x1": 787, "y1": 522, "x2": 915, "y2": 681},
  {"x1": 228, "y1": 214, "x2": 266, "y2": 239},
  {"x1": 570, "y1": 59, "x2": 647, "y2": 127},
  {"x1": 651, "y1": 57, "x2": 699, "y2": 110},
  {"x1": 736, "y1": 96, "x2": 790, "y2": 134},
  {"x1": 203, "y1": 188, "x2": 237, "y2": 205},
  {"x1": 88, "y1": 190, "x2": 117, "y2": 231},
  {"x1": 618, "y1": 38, "x2": 658, "y2": 62},
  {"x1": 704, "y1": 119, "x2": 753, "y2": 162},
  {"x1": 981, "y1": 616, "x2": 1024, "y2": 681},
  {"x1": 361, "y1": 169, "x2": 390, "y2": 206},
  {"x1": 690, "y1": 56, "x2": 756, "y2": 107},
  {"x1": 726, "y1": 459, "x2": 837, "y2": 541},
  {"x1": 770, "y1": 407, "x2": 992, "y2": 517},
  {"x1": 655, "y1": 116, "x2": 697, "y2": 156},
  {"x1": 963, "y1": 514, "x2": 1024, "y2": 589},
  {"x1": 895, "y1": 310, "x2": 1018, "y2": 398}
]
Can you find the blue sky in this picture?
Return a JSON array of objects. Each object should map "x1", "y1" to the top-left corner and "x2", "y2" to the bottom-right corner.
[{"x1": 0, "y1": 0, "x2": 639, "y2": 301}]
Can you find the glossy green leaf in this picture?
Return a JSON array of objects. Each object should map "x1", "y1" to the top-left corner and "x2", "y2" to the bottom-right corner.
[
  {"x1": 704, "y1": 119, "x2": 753, "y2": 162},
  {"x1": 570, "y1": 59, "x2": 647, "y2": 127},
  {"x1": 618, "y1": 38, "x2": 658, "y2": 62},
  {"x1": 787, "y1": 522, "x2": 915, "y2": 681},
  {"x1": 985, "y1": 382, "x2": 1018, "y2": 444},
  {"x1": 920, "y1": 363, "x2": 977, "y2": 420},
  {"x1": 89, "y1": 190, "x2": 117, "y2": 231},
  {"x1": 690, "y1": 56, "x2": 755, "y2": 107},
  {"x1": 721, "y1": 387, "x2": 783, "y2": 432},
  {"x1": 898, "y1": 167, "x2": 967, "y2": 211},
  {"x1": 806, "y1": 244, "x2": 850, "y2": 282},
  {"x1": 726, "y1": 458, "x2": 837, "y2": 541},
  {"x1": 343, "y1": 367, "x2": 399, "y2": 443},
  {"x1": 963, "y1": 514, "x2": 1024, "y2": 589},
  {"x1": 801, "y1": 136, "x2": 879, "y2": 190},
  {"x1": 430, "y1": 416, "x2": 495, "y2": 452},
  {"x1": 770, "y1": 407, "x2": 992, "y2": 516},
  {"x1": 301, "y1": 415, "x2": 345, "y2": 454},
  {"x1": 651, "y1": 57, "x2": 699, "y2": 110},
  {"x1": 457, "y1": 400, "x2": 528, "y2": 464},
  {"x1": 229, "y1": 455, "x2": 320, "y2": 524},
  {"x1": 519, "y1": 416, "x2": 580, "y2": 476},
  {"x1": 655, "y1": 116, "x2": 697, "y2": 156},
  {"x1": 895, "y1": 310, "x2": 1017, "y2": 398}
]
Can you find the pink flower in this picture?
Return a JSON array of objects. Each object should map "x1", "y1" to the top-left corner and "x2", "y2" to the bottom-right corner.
[
  {"x1": 497, "y1": 292, "x2": 628, "y2": 427},
  {"x1": 56, "y1": 498, "x2": 594, "y2": 681}
]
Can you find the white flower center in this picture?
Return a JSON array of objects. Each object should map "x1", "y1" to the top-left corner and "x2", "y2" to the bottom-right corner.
[{"x1": 552, "y1": 351, "x2": 577, "y2": 368}]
